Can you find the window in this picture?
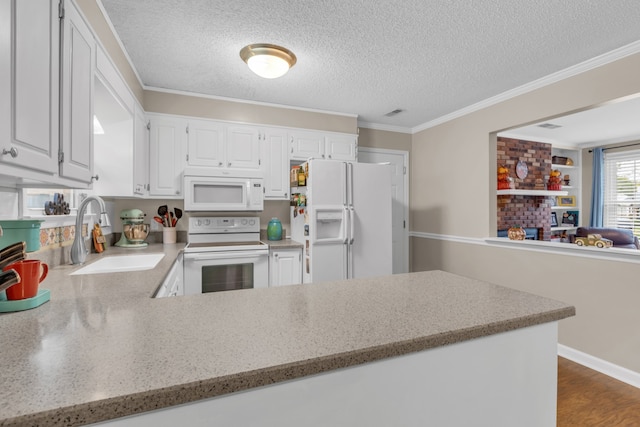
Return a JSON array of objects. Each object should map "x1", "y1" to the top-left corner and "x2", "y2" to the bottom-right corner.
[
  {"x1": 603, "y1": 149, "x2": 640, "y2": 236},
  {"x1": 22, "y1": 189, "x2": 77, "y2": 216}
]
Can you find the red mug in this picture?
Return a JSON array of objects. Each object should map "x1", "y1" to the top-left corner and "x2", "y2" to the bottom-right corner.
[{"x1": 2, "y1": 260, "x2": 48, "y2": 300}]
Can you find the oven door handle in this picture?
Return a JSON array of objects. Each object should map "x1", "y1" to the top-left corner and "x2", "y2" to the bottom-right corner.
[{"x1": 186, "y1": 251, "x2": 267, "y2": 261}]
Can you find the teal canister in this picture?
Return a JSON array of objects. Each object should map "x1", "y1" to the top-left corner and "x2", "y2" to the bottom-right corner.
[{"x1": 267, "y1": 218, "x2": 283, "y2": 241}]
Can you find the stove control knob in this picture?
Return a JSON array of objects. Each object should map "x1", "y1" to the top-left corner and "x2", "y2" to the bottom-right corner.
[
  {"x1": 241, "y1": 219, "x2": 248, "y2": 225},
  {"x1": 204, "y1": 219, "x2": 211, "y2": 226},
  {"x1": 196, "y1": 220, "x2": 202, "y2": 226},
  {"x1": 249, "y1": 219, "x2": 255, "y2": 226}
]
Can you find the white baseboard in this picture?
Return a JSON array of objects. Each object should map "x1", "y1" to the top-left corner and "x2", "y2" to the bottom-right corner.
[{"x1": 558, "y1": 344, "x2": 640, "y2": 389}]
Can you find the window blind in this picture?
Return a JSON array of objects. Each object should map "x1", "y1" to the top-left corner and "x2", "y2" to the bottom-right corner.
[{"x1": 603, "y1": 149, "x2": 640, "y2": 235}]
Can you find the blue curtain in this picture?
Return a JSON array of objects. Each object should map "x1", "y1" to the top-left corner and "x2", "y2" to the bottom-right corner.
[{"x1": 590, "y1": 147, "x2": 604, "y2": 227}]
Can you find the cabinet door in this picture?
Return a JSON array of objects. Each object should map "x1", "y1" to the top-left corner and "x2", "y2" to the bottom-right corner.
[
  {"x1": 290, "y1": 131, "x2": 325, "y2": 161},
  {"x1": 325, "y1": 134, "x2": 357, "y2": 161},
  {"x1": 187, "y1": 118, "x2": 225, "y2": 168},
  {"x1": 261, "y1": 128, "x2": 289, "y2": 199},
  {"x1": 133, "y1": 104, "x2": 149, "y2": 196},
  {"x1": 60, "y1": 1, "x2": 95, "y2": 183},
  {"x1": 0, "y1": 0, "x2": 58, "y2": 174},
  {"x1": 226, "y1": 125, "x2": 261, "y2": 169},
  {"x1": 270, "y1": 249, "x2": 302, "y2": 287},
  {"x1": 149, "y1": 116, "x2": 187, "y2": 197}
]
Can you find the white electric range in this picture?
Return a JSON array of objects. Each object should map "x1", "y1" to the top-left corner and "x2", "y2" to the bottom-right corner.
[{"x1": 183, "y1": 216, "x2": 269, "y2": 295}]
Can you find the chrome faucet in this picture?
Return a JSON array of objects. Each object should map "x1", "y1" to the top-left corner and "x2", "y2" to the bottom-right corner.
[{"x1": 71, "y1": 195, "x2": 111, "y2": 265}]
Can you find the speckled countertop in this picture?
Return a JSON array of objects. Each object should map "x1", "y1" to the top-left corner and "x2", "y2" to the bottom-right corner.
[{"x1": 0, "y1": 244, "x2": 574, "y2": 427}]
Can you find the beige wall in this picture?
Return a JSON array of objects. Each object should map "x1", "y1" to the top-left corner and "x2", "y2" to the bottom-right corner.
[
  {"x1": 357, "y1": 128, "x2": 411, "y2": 152},
  {"x1": 411, "y1": 51, "x2": 640, "y2": 373}
]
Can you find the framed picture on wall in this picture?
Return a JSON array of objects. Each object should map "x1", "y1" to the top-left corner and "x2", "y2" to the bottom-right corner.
[
  {"x1": 565, "y1": 210, "x2": 579, "y2": 226},
  {"x1": 557, "y1": 196, "x2": 576, "y2": 207},
  {"x1": 551, "y1": 212, "x2": 558, "y2": 227}
]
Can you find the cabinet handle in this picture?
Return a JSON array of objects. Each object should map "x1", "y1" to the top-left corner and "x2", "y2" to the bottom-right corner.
[
  {"x1": 328, "y1": 154, "x2": 332, "y2": 159},
  {"x1": 228, "y1": 162, "x2": 231, "y2": 167},
  {"x1": 90, "y1": 174, "x2": 99, "y2": 182},
  {"x1": 218, "y1": 161, "x2": 223, "y2": 166},
  {"x1": 274, "y1": 253, "x2": 279, "y2": 258},
  {"x1": 322, "y1": 154, "x2": 326, "y2": 159},
  {"x1": 2, "y1": 147, "x2": 18, "y2": 158},
  {"x1": 175, "y1": 190, "x2": 180, "y2": 195}
]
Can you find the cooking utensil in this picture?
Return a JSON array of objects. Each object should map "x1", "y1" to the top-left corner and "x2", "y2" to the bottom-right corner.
[
  {"x1": 153, "y1": 216, "x2": 164, "y2": 225},
  {"x1": 0, "y1": 269, "x2": 20, "y2": 293},
  {"x1": 170, "y1": 212, "x2": 175, "y2": 227},
  {"x1": 174, "y1": 208, "x2": 183, "y2": 225},
  {"x1": 158, "y1": 205, "x2": 169, "y2": 227}
]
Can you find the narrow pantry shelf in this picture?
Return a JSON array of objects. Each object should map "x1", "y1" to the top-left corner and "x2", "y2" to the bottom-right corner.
[{"x1": 496, "y1": 189, "x2": 568, "y2": 196}]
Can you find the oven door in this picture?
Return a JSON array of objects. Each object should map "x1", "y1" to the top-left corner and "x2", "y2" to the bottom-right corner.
[{"x1": 183, "y1": 250, "x2": 268, "y2": 295}]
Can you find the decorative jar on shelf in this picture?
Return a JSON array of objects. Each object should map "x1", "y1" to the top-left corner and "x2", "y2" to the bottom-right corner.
[{"x1": 507, "y1": 225, "x2": 526, "y2": 240}]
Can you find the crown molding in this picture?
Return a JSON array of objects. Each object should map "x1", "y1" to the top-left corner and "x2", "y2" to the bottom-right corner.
[
  {"x1": 144, "y1": 86, "x2": 358, "y2": 118},
  {"x1": 412, "y1": 39, "x2": 640, "y2": 135},
  {"x1": 356, "y1": 121, "x2": 413, "y2": 134}
]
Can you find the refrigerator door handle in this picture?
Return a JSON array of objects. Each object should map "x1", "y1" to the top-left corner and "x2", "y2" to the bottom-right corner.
[
  {"x1": 349, "y1": 206, "x2": 355, "y2": 244},
  {"x1": 347, "y1": 162, "x2": 354, "y2": 207},
  {"x1": 343, "y1": 162, "x2": 348, "y2": 206},
  {"x1": 343, "y1": 206, "x2": 349, "y2": 244}
]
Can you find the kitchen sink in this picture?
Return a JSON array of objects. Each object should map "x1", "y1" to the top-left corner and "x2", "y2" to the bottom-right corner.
[{"x1": 70, "y1": 253, "x2": 165, "y2": 275}]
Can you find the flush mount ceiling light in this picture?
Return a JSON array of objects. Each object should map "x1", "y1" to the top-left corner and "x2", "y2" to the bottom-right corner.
[{"x1": 240, "y1": 44, "x2": 297, "y2": 79}]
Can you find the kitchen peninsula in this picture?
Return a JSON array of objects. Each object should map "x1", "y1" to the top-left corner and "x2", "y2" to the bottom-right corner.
[{"x1": 0, "y1": 245, "x2": 574, "y2": 427}]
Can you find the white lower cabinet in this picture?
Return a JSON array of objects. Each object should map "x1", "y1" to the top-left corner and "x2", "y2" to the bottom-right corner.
[
  {"x1": 155, "y1": 254, "x2": 183, "y2": 298},
  {"x1": 269, "y1": 248, "x2": 302, "y2": 287}
]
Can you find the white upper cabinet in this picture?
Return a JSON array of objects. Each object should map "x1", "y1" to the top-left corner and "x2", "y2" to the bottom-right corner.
[
  {"x1": 226, "y1": 125, "x2": 261, "y2": 169},
  {"x1": 0, "y1": 0, "x2": 59, "y2": 175},
  {"x1": 149, "y1": 115, "x2": 187, "y2": 197},
  {"x1": 133, "y1": 104, "x2": 149, "y2": 196},
  {"x1": 186, "y1": 121, "x2": 260, "y2": 170},
  {"x1": 290, "y1": 131, "x2": 325, "y2": 160},
  {"x1": 290, "y1": 130, "x2": 357, "y2": 161},
  {"x1": 261, "y1": 128, "x2": 289, "y2": 199},
  {"x1": 59, "y1": 0, "x2": 96, "y2": 183},
  {"x1": 325, "y1": 134, "x2": 357, "y2": 161},
  {"x1": 187, "y1": 118, "x2": 225, "y2": 168}
]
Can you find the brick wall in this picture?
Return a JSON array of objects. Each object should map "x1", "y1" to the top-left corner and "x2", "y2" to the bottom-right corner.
[{"x1": 497, "y1": 137, "x2": 553, "y2": 240}]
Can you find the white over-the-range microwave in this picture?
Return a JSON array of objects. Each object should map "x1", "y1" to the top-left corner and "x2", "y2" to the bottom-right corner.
[{"x1": 183, "y1": 168, "x2": 264, "y2": 211}]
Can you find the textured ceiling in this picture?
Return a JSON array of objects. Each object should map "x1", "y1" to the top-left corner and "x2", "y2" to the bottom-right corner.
[{"x1": 100, "y1": 0, "x2": 640, "y2": 131}]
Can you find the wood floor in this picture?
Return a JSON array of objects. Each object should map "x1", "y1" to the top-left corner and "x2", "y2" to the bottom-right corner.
[{"x1": 557, "y1": 357, "x2": 640, "y2": 426}]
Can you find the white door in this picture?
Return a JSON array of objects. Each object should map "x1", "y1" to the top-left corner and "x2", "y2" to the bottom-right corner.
[
  {"x1": 270, "y1": 249, "x2": 302, "y2": 286},
  {"x1": 149, "y1": 116, "x2": 187, "y2": 197},
  {"x1": 1, "y1": 0, "x2": 59, "y2": 174},
  {"x1": 261, "y1": 128, "x2": 289, "y2": 199},
  {"x1": 187, "y1": 118, "x2": 225, "y2": 168},
  {"x1": 325, "y1": 134, "x2": 357, "y2": 161},
  {"x1": 226, "y1": 125, "x2": 260, "y2": 169},
  {"x1": 133, "y1": 104, "x2": 149, "y2": 196},
  {"x1": 290, "y1": 131, "x2": 325, "y2": 160},
  {"x1": 60, "y1": 1, "x2": 95, "y2": 183},
  {"x1": 350, "y1": 162, "x2": 392, "y2": 279},
  {"x1": 358, "y1": 148, "x2": 409, "y2": 274}
]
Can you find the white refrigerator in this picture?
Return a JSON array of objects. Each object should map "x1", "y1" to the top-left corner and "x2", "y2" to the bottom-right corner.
[{"x1": 291, "y1": 159, "x2": 393, "y2": 284}]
